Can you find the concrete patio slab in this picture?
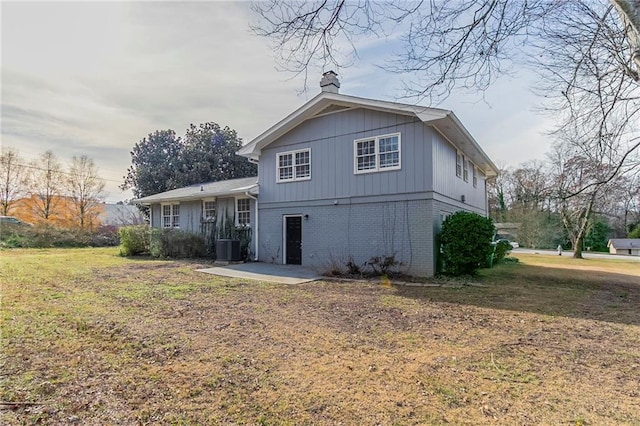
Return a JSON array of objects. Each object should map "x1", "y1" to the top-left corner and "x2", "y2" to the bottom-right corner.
[{"x1": 197, "y1": 262, "x2": 322, "y2": 284}]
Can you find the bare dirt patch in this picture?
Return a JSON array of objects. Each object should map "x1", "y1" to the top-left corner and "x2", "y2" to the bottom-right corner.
[{"x1": 2, "y1": 249, "x2": 640, "y2": 425}]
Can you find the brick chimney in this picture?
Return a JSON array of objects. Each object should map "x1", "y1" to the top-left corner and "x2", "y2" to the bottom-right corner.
[{"x1": 320, "y1": 71, "x2": 340, "y2": 93}]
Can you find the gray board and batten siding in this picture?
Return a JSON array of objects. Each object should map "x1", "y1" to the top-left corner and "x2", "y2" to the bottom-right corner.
[
  {"x1": 149, "y1": 197, "x2": 256, "y2": 234},
  {"x1": 259, "y1": 107, "x2": 487, "y2": 210}
]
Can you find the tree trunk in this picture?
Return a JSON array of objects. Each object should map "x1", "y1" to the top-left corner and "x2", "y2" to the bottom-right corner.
[
  {"x1": 572, "y1": 193, "x2": 597, "y2": 258},
  {"x1": 573, "y1": 229, "x2": 585, "y2": 258}
]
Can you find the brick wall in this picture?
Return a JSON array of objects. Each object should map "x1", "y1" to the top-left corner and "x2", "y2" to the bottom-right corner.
[{"x1": 258, "y1": 199, "x2": 437, "y2": 276}]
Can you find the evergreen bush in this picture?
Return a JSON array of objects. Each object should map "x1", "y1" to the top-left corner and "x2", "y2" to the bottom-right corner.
[
  {"x1": 149, "y1": 228, "x2": 206, "y2": 258},
  {"x1": 493, "y1": 240, "x2": 512, "y2": 264},
  {"x1": 2, "y1": 222, "x2": 122, "y2": 249},
  {"x1": 439, "y1": 211, "x2": 495, "y2": 276},
  {"x1": 118, "y1": 225, "x2": 150, "y2": 256}
]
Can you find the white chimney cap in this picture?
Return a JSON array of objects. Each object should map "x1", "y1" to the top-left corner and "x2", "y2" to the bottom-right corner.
[{"x1": 320, "y1": 71, "x2": 340, "y2": 93}]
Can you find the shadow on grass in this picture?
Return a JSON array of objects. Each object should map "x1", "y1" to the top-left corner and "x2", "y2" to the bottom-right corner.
[{"x1": 392, "y1": 261, "x2": 640, "y2": 326}]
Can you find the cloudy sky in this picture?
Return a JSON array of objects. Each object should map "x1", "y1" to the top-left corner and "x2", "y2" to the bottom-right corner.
[{"x1": 2, "y1": 1, "x2": 554, "y2": 202}]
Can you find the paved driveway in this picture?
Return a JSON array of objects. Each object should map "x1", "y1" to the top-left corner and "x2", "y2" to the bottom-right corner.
[
  {"x1": 514, "y1": 248, "x2": 640, "y2": 261},
  {"x1": 197, "y1": 262, "x2": 322, "y2": 284}
]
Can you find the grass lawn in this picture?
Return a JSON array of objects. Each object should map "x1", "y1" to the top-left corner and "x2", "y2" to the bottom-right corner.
[{"x1": 1, "y1": 248, "x2": 639, "y2": 425}]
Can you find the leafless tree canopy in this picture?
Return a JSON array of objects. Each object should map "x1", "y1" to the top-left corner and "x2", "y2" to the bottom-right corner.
[
  {"x1": 252, "y1": 1, "x2": 640, "y2": 101},
  {"x1": 0, "y1": 148, "x2": 26, "y2": 216},
  {"x1": 28, "y1": 150, "x2": 63, "y2": 220},
  {"x1": 66, "y1": 155, "x2": 106, "y2": 230}
]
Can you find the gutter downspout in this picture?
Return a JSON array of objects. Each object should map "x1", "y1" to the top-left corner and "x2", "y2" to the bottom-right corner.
[{"x1": 245, "y1": 190, "x2": 258, "y2": 261}]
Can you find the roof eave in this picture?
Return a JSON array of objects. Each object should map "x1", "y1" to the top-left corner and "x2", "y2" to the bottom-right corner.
[{"x1": 135, "y1": 184, "x2": 258, "y2": 205}]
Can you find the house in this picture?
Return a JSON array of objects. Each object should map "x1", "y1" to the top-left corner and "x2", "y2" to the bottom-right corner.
[
  {"x1": 494, "y1": 222, "x2": 521, "y2": 242},
  {"x1": 99, "y1": 203, "x2": 146, "y2": 226},
  {"x1": 607, "y1": 239, "x2": 640, "y2": 256},
  {"x1": 137, "y1": 72, "x2": 498, "y2": 276},
  {"x1": 238, "y1": 71, "x2": 498, "y2": 275},
  {"x1": 135, "y1": 176, "x2": 258, "y2": 237}
]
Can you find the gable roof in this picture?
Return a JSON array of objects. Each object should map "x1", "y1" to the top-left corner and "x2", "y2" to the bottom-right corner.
[
  {"x1": 237, "y1": 92, "x2": 499, "y2": 177},
  {"x1": 607, "y1": 239, "x2": 640, "y2": 249},
  {"x1": 135, "y1": 176, "x2": 258, "y2": 205}
]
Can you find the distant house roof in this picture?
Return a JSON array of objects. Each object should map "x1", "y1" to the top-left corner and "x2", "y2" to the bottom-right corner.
[
  {"x1": 134, "y1": 177, "x2": 258, "y2": 205},
  {"x1": 236, "y1": 91, "x2": 499, "y2": 178},
  {"x1": 607, "y1": 239, "x2": 640, "y2": 249},
  {"x1": 99, "y1": 203, "x2": 145, "y2": 225}
]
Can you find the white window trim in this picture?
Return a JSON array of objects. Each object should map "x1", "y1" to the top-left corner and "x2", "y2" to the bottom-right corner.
[
  {"x1": 161, "y1": 203, "x2": 180, "y2": 228},
  {"x1": 202, "y1": 198, "x2": 216, "y2": 221},
  {"x1": 235, "y1": 197, "x2": 251, "y2": 227},
  {"x1": 456, "y1": 151, "x2": 463, "y2": 178},
  {"x1": 473, "y1": 166, "x2": 478, "y2": 188},
  {"x1": 276, "y1": 148, "x2": 311, "y2": 183},
  {"x1": 354, "y1": 132, "x2": 401, "y2": 174}
]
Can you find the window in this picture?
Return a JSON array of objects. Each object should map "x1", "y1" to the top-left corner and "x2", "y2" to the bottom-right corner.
[
  {"x1": 456, "y1": 151, "x2": 462, "y2": 178},
  {"x1": 162, "y1": 203, "x2": 180, "y2": 228},
  {"x1": 277, "y1": 148, "x2": 311, "y2": 182},
  {"x1": 354, "y1": 133, "x2": 401, "y2": 174},
  {"x1": 203, "y1": 200, "x2": 216, "y2": 221},
  {"x1": 236, "y1": 198, "x2": 250, "y2": 226},
  {"x1": 463, "y1": 157, "x2": 469, "y2": 182},
  {"x1": 473, "y1": 166, "x2": 478, "y2": 188}
]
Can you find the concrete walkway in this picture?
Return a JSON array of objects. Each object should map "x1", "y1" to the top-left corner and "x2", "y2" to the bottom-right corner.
[{"x1": 197, "y1": 262, "x2": 322, "y2": 284}]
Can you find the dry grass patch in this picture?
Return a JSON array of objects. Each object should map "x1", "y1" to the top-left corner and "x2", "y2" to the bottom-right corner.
[{"x1": 1, "y1": 248, "x2": 639, "y2": 425}]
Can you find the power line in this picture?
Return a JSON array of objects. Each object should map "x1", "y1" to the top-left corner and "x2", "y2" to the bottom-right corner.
[{"x1": 13, "y1": 162, "x2": 125, "y2": 185}]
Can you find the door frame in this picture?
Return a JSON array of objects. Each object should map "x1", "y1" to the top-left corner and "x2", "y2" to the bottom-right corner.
[{"x1": 282, "y1": 214, "x2": 303, "y2": 265}]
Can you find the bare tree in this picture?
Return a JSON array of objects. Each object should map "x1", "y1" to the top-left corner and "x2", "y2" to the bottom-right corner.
[
  {"x1": 508, "y1": 160, "x2": 551, "y2": 212},
  {"x1": 540, "y1": 2, "x2": 640, "y2": 257},
  {"x1": 0, "y1": 148, "x2": 26, "y2": 216},
  {"x1": 251, "y1": 1, "x2": 640, "y2": 100},
  {"x1": 28, "y1": 150, "x2": 63, "y2": 221},
  {"x1": 487, "y1": 167, "x2": 510, "y2": 222},
  {"x1": 66, "y1": 155, "x2": 106, "y2": 230},
  {"x1": 490, "y1": 162, "x2": 561, "y2": 249}
]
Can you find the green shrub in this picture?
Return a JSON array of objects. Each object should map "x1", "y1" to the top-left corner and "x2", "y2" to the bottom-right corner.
[
  {"x1": 119, "y1": 225, "x2": 150, "y2": 256},
  {"x1": 1, "y1": 222, "x2": 122, "y2": 249},
  {"x1": 89, "y1": 225, "x2": 120, "y2": 247},
  {"x1": 236, "y1": 226, "x2": 252, "y2": 260},
  {"x1": 493, "y1": 240, "x2": 512, "y2": 264},
  {"x1": 149, "y1": 228, "x2": 206, "y2": 258},
  {"x1": 439, "y1": 211, "x2": 495, "y2": 276}
]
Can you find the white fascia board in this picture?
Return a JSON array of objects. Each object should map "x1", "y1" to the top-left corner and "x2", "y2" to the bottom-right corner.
[{"x1": 237, "y1": 93, "x2": 326, "y2": 159}]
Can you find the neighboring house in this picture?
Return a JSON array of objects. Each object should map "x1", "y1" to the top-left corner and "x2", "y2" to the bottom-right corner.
[
  {"x1": 135, "y1": 177, "x2": 258, "y2": 236},
  {"x1": 98, "y1": 203, "x2": 146, "y2": 226},
  {"x1": 607, "y1": 239, "x2": 640, "y2": 256},
  {"x1": 137, "y1": 72, "x2": 498, "y2": 276},
  {"x1": 494, "y1": 222, "x2": 521, "y2": 242}
]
